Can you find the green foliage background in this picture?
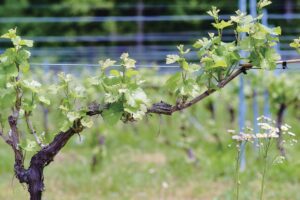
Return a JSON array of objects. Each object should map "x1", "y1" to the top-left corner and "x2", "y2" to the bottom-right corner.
[{"x1": 0, "y1": 0, "x2": 298, "y2": 48}]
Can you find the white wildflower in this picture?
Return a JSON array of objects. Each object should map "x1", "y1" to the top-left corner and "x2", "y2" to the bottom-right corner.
[
  {"x1": 292, "y1": 139, "x2": 298, "y2": 143},
  {"x1": 287, "y1": 132, "x2": 296, "y2": 137},
  {"x1": 162, "y1": 181, "x2": 169, "y2": 189},
  {"x1": 148, "y1": 168, "x2": 156, "y2": 174},
  {"x1": 273, "y1": 156, "x2": 285, "y2": 164},
  {"x1": 281, "y1": 125, "x2": 289, "y2": 131}
]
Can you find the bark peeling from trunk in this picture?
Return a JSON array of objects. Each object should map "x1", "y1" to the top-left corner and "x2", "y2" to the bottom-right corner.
[
  {"x1": 12, "y1": 119, "x2": 84, "y2": 200},
  {"x1": 276, "y1": 103, "x2": 287, "y2": 158}
]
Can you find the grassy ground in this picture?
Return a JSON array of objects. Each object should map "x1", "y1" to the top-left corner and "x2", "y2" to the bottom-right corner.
[{"x1": 0, "y1": 106, "x2": 300, "y2": 200}]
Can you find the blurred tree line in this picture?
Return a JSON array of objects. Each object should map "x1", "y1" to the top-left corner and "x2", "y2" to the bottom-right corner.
[{"x1": 0, "y1": 0, "x2": 298, "y2": 47}]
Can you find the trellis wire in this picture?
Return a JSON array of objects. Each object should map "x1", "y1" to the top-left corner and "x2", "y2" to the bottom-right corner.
[
  {"x1": 0, "y1": 14, "x2": 300, "y2": 23},
  {"x1": 28, "y1": 64, "x2": 300, "y2": 70},
  {"x1": 28, "y1": 59, "x2": 300, "y2": 70}
]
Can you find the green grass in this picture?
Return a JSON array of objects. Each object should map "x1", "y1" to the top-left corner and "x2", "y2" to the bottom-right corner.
[{"x1": 0, "y1": 104, "x2": 299, "y2": 199}]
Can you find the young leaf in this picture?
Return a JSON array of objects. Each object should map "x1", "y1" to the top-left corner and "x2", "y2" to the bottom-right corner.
[
  {"x1": 81, "y1": 117, "x2": 94, "y2": 128},
  {"x1": 177, "y1": 45, "x2": 190, "y2": 54},
  {"x1": 101, "y1": 102, "x2": 123, "y2": 125},
  {"x1": 212, "y1": 20, "x2": 233, "y2": 30},
  {"x1": 19, "y1": 39, "x2": 33, "y2": 47},
  {"x1": 165, "y1": 72, "x2": 181, "y2": 91},
  {"x1": 38, "y1": 95, "x2": 50, "y2": 105},
  {"x1": 20, "y1": 62, "x2": 30, "y2": 73},
  {"x1": 1, "y1": 28, "x2": 17, "y2": 39},
  {"x1": 120, "y1": 53, "x2": 136, "y2": 69},
  {"x1": 212, "y1": 55, "x2": 227, "y2": 68},
  {"x1": 58, "y1": 72, "x2": 72, "y2": 83},
  {"x1": 20, "y1": 139, "x2": 37, "y2": 152},
  {"x1": 166, "y1": 54, "x2": 180, "y2": 64},
  {"x1": 99, "y1": 58, "x2": 116, "y2": 70},
  {"x1": 22, "y1": 79, "x2": 42, "y2": 93},
  {"x1": 290, "y1": 37, "x2": 300, "y2": 54},
  {"x1": 60, "y1": 121, "x2": 73, "y2": 132},
  {"x1": 180, "y1": 60, "x2": 189, "y2": 70},
  {"x1": 257, "y1": 0, "x2": 272, "y2": 10},
  {"x1": 207, "y1": 6, "x2": 220, "y2": 20},
  {"x1": 66, "y1": 111, "x2": 81, "y2": 122},
  {"x1": 125, "y1": 69, "x2": 139, "y2": 78}
]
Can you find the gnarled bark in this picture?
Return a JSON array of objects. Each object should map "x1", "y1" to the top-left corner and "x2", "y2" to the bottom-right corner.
[
  {"x1": 147, "y1": 64, "x2": 252, "y2": 115},
  {"x1": 11, "y1": 119, "x2": 83, "y2": 200},
  {"x1": 276, "y1": 103, "x2": 287, "y2": 157},
  {"x1": 228, "y1": 104, "x2": 235, "y2": 124},
  {"x1": 6, "y1": 104, "x2": 103, "y2": 200}
]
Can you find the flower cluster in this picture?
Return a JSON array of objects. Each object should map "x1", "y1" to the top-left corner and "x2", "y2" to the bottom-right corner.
[
  {"x1": 231, "y1": 132, "x2": 279, "y2": 142},
  {"x1": 229, "y1": 116, "x2": 297, "y2": 144},
  {"x1": 230, "y1": 114, "x2": 297, "y2": 200}
]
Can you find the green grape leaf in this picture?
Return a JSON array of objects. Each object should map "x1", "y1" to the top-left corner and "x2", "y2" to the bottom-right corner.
[
  {"x1": 239, "y1": 37, "x2": 252, "y2": 50},
  {"x1": 124, "y1": 88, "x2": 149, "y2": 108},
  {"x1": 257, "y1": 0, "x2": 272, "y2": 9},
  {"x1": 88, "y1": 76, "x2": 101, "y2": 86},
  {"x1": 22, "y1": 79, "x2": 41, "y2": 93},
  {"x1": 273, "y1": 27, "x2": 282, "y2": 35},
  {"x1": 59, "y1": 105, "x2": 69, "y2": 112},
  {"x1": 212, "y1": 55, "x2": 227, "y2": 68},
  {"x1": 3, "y1": 63, "x2": 18, "y2": 77},
  {"x1": 60, "y1": 121, "x2": 73, "y2": 132},
  {"x1": 180, "y1": 79, "x2": 200, "y2": 98},
  {"x1": 290, "y1": 37, "x2": 300, "y2": 54},
  {"x1": 110, "y1": 69, "x2": 121, "y2": 77},
  {"x1": 180, "y1": 60, "x2": 189, "y2": 70},
  {"x1": 165, "y1": 72, "x2": 181, "y2": 91},
  {"x1": 22, "y1": 99, "x2": 37, "y2": 112},
  {"x1": 0, "y1": 89, "x2": 15, "y2": 108},
  {"x1": 99, "y1": 58, "x2": 116, "y2": 70},
  {"x1": 20, "y1": 61, "x2": 30, "y2": 73},
  {"x1": 193, "y1": 37, "x2": 215, "y2": 49},
  {"x1": 66, "y1": 111, "x2": 81, "y2": 122},
  {"x1": 101, "y1": 102, "x2": 123, "y2": 125},
  {"x1": 125, "y1": 69, "x2": 139, "y2": 78},
  {"x1": 20, "y1": 139, "x2": 37, "y2": 152},
  {"x1": 38, "y1": 95, "x2": 50, "y2": 105},
  {"x1": 120, "y1": 53, "x2": 136, "y2": 69},
  {"x1": 19, "y1": 39, "x2": 33, "y2": 47},
  {"x1": 166, "y1": 54, "x2": 180, "y2": 64},
  {"x1": 207, "y1": 6, "x2": 220, "y2": 19},
  {"x1": 1, "y1": 28, "x2": 17, "y2": 39},
  {"x1": 212, "y1": 20, "x2": 233, "y2": 30},
  {"x1": 0, "y1": 74, "x2": 7, "y2": 87},
  {"x1": 48, "y1": 84, "x2": 60, "y2": 94},
  {"x1": 177, "y1": 45, "x2": 190, "y2": 54},
  {"x1": 17, "y1": 49, "x2": 31, "y2": 61},
  {"x1": 81, "y1": 117, "x2": 94, "y2": 128},
  {"x1": 58, "y1": 72, "x2": 72, "y2": 83},
  {"x1": 236, "y1": 25, "x2": 250, "y2": 33},
  {"x1": 124, "y1": 104, "x2": 147, "y2": 120}
]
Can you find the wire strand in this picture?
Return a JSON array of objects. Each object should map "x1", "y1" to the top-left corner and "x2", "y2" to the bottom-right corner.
[{"x1": 29, "y1": 59, "x2": 300, "y2": 70}]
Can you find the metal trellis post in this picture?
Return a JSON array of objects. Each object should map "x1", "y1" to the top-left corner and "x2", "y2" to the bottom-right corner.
[{"x1": 238, "y1": 0, "x2": 247, "y2": 172}]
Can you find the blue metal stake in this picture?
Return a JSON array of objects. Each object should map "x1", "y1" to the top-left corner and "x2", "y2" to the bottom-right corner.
[
  {"x1": 262, "y1": 9, "x2": 272, "y2": 118},
  {"x1": 250, "y1": 0, "x2": 259, "y2": 151},
  {"x1": 238, "y1": 0, "x2": 247, "y2": 172}
]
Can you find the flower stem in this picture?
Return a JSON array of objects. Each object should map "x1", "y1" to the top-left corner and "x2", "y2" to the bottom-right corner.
[
  {"x1": 260, "y1": 139, "x2": 271, "y2": 200},
  {"x1": 235, "y1": 145, "x2": 241, "y2": 200}
]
